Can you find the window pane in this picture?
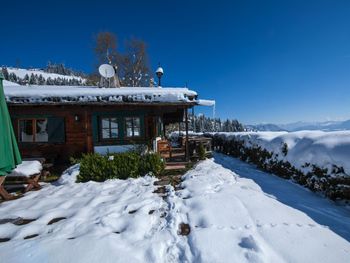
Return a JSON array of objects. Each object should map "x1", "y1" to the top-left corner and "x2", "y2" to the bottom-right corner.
[
  {"x1": 126, "y1": 127, "x2": 133, "y2": 137},
  {"x1": 102, "y1": 118, "x2": 110, "y2": 129},
  {"x1": 111, "y1": 128, "x2": 118, "y2": 138},
  {"x1": 102, "y1": 128, "x2": 110, "y2": 139},
  {"x1": 110, "y1": 118, "x2": 118, "y2": 129},
  {"x1": 20, "y1": 120, "x2": 34, "y2": 142},
  {"x1": 125, "y1": 118, "x2": 133, "y2": 137},
  {"x1": 101, "y1": 117, "x2": 118, "y2": 139},
  {"x1": 133, "y1": 117, "x2": 140, "y2": 136},
  {"x1": 133, "y1": 117, "x2": 140, "y2": 127},
  {"x1": 133, "y1": 127, "x2": 140, "y2": 136},
  {"x1": 125, "y1": 118, "x2": 133, "y2": 128},
  {"x1": 36, "y1": 119, "x2": 48, "y2": 142}
]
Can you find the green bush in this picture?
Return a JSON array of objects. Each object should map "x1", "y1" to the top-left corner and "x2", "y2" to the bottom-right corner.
[
  {"x1": 78, "y1": 153, "x2": 110, "y2": 182},
  {"x1": 139, "y1": 153, "x2": 165, "y2": 177},
  {"x1": 110, "y1": 152, "x2": 141, "y2": 180},
  {"x1": 198, "y1": 143, "x2": 206, "y2": 160},
  {"x1": 77, "y1": 151, "x2": 165, "y2": 182}
]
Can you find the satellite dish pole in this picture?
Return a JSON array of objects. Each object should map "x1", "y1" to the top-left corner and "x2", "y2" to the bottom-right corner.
[
  {"x1": 98, "y1": 49, "x2": 121, "y2": 88},
  {"x1": 107, "y1": 49, "x2": 121, "y2": 88}
]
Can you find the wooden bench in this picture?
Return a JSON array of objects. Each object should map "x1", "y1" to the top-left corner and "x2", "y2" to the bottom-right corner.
[{"x1": 0, "y1": 160, "x2": 44, "y2": 201}]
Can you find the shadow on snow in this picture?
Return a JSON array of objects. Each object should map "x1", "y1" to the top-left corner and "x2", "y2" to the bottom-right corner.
[{"x1": 213, "y1": 153, "x2": 350, "y2": 242}]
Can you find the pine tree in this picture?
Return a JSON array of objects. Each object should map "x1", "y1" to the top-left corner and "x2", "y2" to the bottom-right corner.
[
  {"x1": 1, "y1": 67, "x2": 9, "y2": 80},
  {"x1": 38, "y1": 74, "x2": 45, "y2": 85},
  {"x1": 29, "y1": 73, "x2": 35, "y2": 85},
  {"x1": 23, "y1": 74, "x2": 29, "y2": 85}
]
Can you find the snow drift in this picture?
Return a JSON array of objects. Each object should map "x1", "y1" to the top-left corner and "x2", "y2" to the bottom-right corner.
[
  {"x1": 218, "y1": 131, "x2": 350, "y2": 174},
  {"x1": 209, "y1": 131, "x2": 350, "y2": 200}
]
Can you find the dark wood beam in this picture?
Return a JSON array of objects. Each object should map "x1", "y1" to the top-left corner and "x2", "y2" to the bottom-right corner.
[{"x1": 185, "y1": 107, "x2": 189, "y2": 162}]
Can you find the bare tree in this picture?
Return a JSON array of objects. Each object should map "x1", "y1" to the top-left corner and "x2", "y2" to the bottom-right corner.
[
  {"x1": 119, "y1": 39, "x2": 151, "y2": 87},
  {"x1": 94, "y1": 32, "x2": 118, "y2": 65},
  {"x1": 93, "y1": 32, "x2": 152, "y2": 87}
]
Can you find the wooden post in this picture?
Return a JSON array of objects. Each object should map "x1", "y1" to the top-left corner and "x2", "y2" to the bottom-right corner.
[
  {"x1": 163, "y1": 122, "x2": 166, "y2": 138},
  {"x1": 85, "y1": 109, "x2": 93, "y2": 153},
  {"x1": 185, "y1": 107, "x2": 189, "y2": 162},
  {"x1": 192, "y1": 107, "x2": 195, "y2": 133}
]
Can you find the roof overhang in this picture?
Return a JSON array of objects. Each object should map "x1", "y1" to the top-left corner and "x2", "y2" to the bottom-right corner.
[
  {"x1": 195, "y1": 99, "x2": 215, "y2": 106},
  {"x1": 4, "y1": 85, "x2": 198, "y2": 106}
]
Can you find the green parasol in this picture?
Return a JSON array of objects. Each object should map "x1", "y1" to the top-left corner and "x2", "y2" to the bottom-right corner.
[{"x1": 0, "y1": 73, "x2": 21, "y2": 176}]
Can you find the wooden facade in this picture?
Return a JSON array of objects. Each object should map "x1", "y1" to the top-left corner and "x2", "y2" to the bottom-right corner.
[{"x1": 9, "y1": 103, "x2": 193, "y2": 163}]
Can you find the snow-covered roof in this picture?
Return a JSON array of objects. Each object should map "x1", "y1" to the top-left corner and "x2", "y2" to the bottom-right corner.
[{"x1": 3, "y1": 85, "x2": 199, "y2": 105}]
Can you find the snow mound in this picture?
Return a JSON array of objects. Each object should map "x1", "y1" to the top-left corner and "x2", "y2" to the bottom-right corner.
[
  {"x1": 57, "y1": 164, "x2": 80, "y2": 185},
  {"x1": 217, "y1": 131, "x2": 350, "y2": 175},
  {"x1": 9, "y1": 161, "x2": 42, "y2": 177}
]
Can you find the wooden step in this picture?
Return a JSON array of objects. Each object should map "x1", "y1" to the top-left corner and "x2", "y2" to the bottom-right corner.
[
  {"x1": 165, "y1": 164, "x2": 187, "y2": 171},
  {"x1": 165, "y1": 161, "x2": 188, "y2": 166}
]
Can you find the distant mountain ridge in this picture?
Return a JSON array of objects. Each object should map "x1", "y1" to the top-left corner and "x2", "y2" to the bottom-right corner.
[
  {"x1": 247, "y1": 120, "x2": 350, "y2": 131},
  {"x1": 245, "y1": 123, "x2": 286, "y2": 132}
]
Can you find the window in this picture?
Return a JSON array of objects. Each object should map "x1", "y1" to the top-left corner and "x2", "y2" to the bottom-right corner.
[
  {"x1": 125, "y1": 117, "x2": 141, "y2": 137},
  {"x1": 19, "y1": 119, "x2": 48, "y2": 142},
  {"x1": 100, "y1": 117, "x2": 119, "y2": 140}
]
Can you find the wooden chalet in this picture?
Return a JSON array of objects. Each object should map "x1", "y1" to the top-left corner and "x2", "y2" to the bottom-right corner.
[{"x1": 4, "y1": 85, "x2": 214, "y2": 164}]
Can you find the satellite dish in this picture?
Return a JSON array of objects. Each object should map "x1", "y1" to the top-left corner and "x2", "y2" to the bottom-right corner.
[{"x1": 99, "y1": 64, "x2": 115, "y2": 78}]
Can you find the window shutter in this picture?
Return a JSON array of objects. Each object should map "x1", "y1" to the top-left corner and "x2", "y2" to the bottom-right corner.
[
  {"x1": 48, "y1": 117, "x2": 65, "y2": 143},
  {"x1": 92, "y1": 115, "x2": 99, "y2": 143}
]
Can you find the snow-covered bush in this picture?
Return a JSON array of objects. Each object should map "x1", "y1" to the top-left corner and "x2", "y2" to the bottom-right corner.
[
  {"x1": 77, "y1": 152, "x2": 164, "y2": 182},
  {"x1": 208, "y1": 131, "x2": 350, "y2": 201}
]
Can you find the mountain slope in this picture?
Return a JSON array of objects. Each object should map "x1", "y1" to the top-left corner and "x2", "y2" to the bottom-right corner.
[{"x1": 1, "y1": 67, "x2": 86, "y2": 86}]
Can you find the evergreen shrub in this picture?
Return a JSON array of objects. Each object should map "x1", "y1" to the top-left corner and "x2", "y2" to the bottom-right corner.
[
  {"x1": 77, "y1": 151, "x2": 164, "y2": 182},
  {"x1": 198, "y1": 143, "x2": 206, "y2": 160}
]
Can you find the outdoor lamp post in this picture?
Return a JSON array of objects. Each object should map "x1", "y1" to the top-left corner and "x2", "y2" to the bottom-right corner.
[{"x1": 156, "y1": 65, "x2": 163, "y2": 87}]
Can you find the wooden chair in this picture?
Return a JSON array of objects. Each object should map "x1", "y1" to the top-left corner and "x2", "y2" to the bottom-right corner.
[{"x1": 157, "y1": 140, "x2": 172, "y2": 159}]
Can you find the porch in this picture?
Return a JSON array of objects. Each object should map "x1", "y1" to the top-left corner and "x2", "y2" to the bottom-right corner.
[{"x1": 157, "y1": 133, "x2": 213, "y2": 171}]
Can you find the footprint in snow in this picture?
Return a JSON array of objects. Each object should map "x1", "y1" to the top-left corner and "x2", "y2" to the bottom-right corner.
[{"x1": 239, "y1": 235, "x2": 260, "y2": 252}]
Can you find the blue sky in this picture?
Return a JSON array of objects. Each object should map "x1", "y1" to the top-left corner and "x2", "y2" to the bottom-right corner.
[{"x1": 1, "y1": 0, "x2": 350, "y2": 124}]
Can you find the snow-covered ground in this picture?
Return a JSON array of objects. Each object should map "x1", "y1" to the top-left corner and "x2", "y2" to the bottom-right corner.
[
  {"x1": 1, "y1": 155, "x2": 350, "y2": 262},
  {"x1": 215, "y1": 131, "x2": 350, "y2": 175},
  {"x1": 2, "y1": 80, "x2": 19, "y2": 86}
]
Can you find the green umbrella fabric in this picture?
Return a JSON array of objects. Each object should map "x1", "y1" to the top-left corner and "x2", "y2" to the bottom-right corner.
[{"x1": 0, "y1": 73, "x2": 22, "y2": 176}]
